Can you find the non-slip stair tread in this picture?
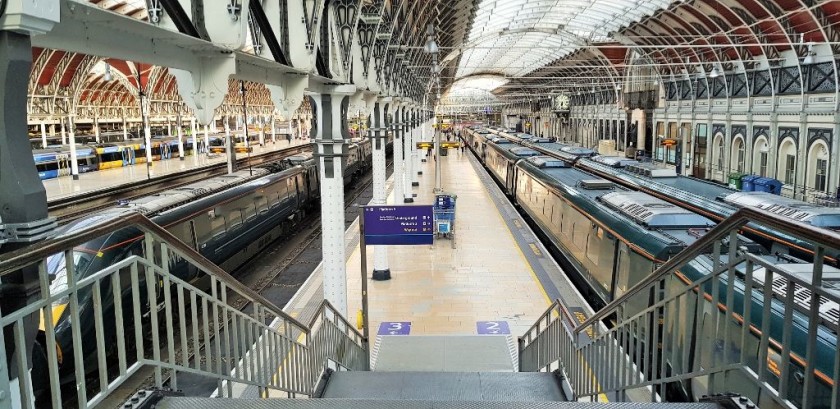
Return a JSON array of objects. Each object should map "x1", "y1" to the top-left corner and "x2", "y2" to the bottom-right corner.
[
  {"x1": 158, "y1": 397, "x2": 723, "y2": 409},
  {"x1": 321, "y1": 371, "x2": 565, "y2": 401}
]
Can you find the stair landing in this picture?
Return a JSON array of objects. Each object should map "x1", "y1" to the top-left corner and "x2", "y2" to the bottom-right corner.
[
  {"x1": 158, "y1": 399, "x2": 722, "y2": 409},
  {"x1": 322, "y1": 371, "x2": 566, "y2": 401}
]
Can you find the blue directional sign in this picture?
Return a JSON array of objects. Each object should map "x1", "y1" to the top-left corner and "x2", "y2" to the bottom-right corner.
[
  {"x1": 363, "y1": 205, "x2": 434, "y2": 245},
  {"x1": 378, "y1": 322, "x2": 411, "y2": 335},
  {"x1": 476, "y1": 321, "x2": 510, "y2": 335}
]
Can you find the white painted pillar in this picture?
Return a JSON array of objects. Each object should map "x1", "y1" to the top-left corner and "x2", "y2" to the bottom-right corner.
[
  {"x1": 392, "y1": 103, "x2": 404, "y2": 205},
  {"x1": 68, "y1": 116, "x2": 79, "y2": 180},
  {"x1": 313, "y1": 88, "x2": 355, "y2": 316},
  {"x1": 40, "y1": 121, "x2": 47, "y2": 148},
  {"x1": 203, "y1": 124, "x2": 210, "y2": 155},
  {"x1": 258, "y1": 118, "x2": 265, "y2": 146},
  {"x1": 270, "y1": 116, "x2": 277, "y2": 143},
  {"x1": 403, "y1": 108, "x2": 415, "y2": 202},
  {"x1": 122, "y1": 118, "x2": 128, "y2": 141},
  {"x1": 94, "y1": 117, "x2": 100, "y2": 143},
  {"x1": 410, "y1": 109, "x2": 420, "y2": 186},
  {"x1": 167, "y1": 119, "x2": 172, "y2": 137},
  {"x1": 372, "y1": 100, "x2": 391, "y2": 280},
  {"x1": 60, "y1": 118, "x2": 67, "y2": 145},
  {"x1": 177, "y1": 118, "x2": 185, "y2": 160},
  {"x1": 225, "y1": 118, "x2": 236, "y2": 173},
  {"x1": 190, "y1": 117, "x2": 197, "y2": 156}
]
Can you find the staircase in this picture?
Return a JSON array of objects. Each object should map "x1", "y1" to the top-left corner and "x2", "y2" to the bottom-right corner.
[{"x1": 151, "y1": 334, "x2": 725, "y2": 408}]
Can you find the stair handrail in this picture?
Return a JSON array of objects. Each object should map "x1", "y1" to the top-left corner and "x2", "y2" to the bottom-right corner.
[
  {"x1": 573, "y1": 206, "x2": 840, "y2": 336},
  {"x1": 0, "y1": 211, "x2": 310, "y2": 334}
]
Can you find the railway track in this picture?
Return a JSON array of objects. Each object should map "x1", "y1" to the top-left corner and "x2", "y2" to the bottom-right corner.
[{"x1": 48, "y1": 145, "x2": 310, "y2": 222}]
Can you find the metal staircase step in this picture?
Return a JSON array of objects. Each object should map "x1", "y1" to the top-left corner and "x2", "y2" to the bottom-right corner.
[
  {"x1": 322, "y1": 371, "x2": 566, "y2": 401},
  {"x1": 157, "y1": 398, "x2": 723, "y2": 409}
]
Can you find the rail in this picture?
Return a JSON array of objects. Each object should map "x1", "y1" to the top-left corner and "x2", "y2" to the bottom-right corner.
[
  {"x1": 0, "y1": 212, "x2": 367, "y2": 408},
  {"x1": 519, "y1": 207, "x2": 840, "y2": 409}
]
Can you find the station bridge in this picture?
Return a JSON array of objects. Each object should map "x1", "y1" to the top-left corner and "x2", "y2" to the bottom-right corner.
[{"x1": 0, "y1": 0, "x2": 839, "y2": 408}]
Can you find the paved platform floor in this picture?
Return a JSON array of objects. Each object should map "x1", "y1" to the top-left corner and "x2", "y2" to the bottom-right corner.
[
  {"x1": 345, "y1": 148, "x2": 555, "y2": 337},
  {"x1": 43, "y1": 139, "x2": 307, "y2": 201}
]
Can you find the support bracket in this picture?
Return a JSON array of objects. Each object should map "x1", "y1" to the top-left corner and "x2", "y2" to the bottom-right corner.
[
  {"x1": 267, "y1": 74, "x2": 309, "y2": 120},
  {"x1": 171, "y1": 55, "x2": 236, "y2": 126}
]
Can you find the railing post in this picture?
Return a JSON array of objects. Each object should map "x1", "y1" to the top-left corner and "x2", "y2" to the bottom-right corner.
[{"x1": 802, "y1": 245, "x2": 825, "y2": 409}]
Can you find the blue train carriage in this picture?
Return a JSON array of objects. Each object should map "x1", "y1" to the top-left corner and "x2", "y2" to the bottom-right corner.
[
  {"x1": 31, "y1": 157, "x2": 321, "y2": 400},
  {"x1": 577, "y1": 157, "x2": 840, "y2": 267},
  {"x1": 33, "y1": 149, "x2": 69, "y2": 180}
]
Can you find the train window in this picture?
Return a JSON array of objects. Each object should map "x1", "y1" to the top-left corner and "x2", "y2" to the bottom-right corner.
[
  {"x1": 255, "y1": 195, "x2": 269, "y2": 214},
  {"x1": 169, "y1": 222, "x2": 196, "y2": 248},
  {"x1": 228, "y1": 209, "x2": 243, "y2": 230},
  {"x1": 209, "y1": 208, "x2": 226, "y2": 237},
  {"x1": 242, "y1": 199, "x2": 256, "y2": 221}
]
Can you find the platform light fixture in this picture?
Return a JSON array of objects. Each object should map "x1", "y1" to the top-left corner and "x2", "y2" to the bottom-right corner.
[{"x1": 708, "y1": 65, "x2": 720, "y2": 78}]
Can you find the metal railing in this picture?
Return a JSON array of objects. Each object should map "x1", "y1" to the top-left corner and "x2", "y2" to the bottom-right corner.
[
  {"x1": 520, "y1": 207, "x2": 840, "y2": 409},
  {"x1": 0, "y1": 212, "x2": 367, "y2": 408}
]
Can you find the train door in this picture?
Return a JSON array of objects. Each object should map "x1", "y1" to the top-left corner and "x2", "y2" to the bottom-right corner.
[
  {"x1": 57, "y1": 154, "x2": 70, "y2": 176},
  {"x1": 506, "y1": 161, "x2": 517, "y2": 196},
  {"x1": 122, "y1": 146, "x2": 135, "y2": 166}
]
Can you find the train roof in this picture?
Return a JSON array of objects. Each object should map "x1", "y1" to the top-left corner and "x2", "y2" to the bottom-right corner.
[
  {"x1": 752, "y1": 262, "x2": 840, "y2": 329},
  {"x1": 516, "y1": 160, "x2": 689, "y2": 258},
  {"x1": 591, "y1": 155, "x2": 638, "y2": 168},
  {"x1": 723, "y1": 192, "x2": 840, "y2": 229},
  {"x1": 115, "y1": 169, "x2": 268, "y2": 216},
  {"x1": 599, "y1": 191, "x2": 715, "y2": 229}
]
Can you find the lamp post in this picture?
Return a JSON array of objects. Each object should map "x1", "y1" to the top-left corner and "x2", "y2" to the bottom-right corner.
[{"x1": 240, "y1": 80, "x2": 252, "y2": 176}]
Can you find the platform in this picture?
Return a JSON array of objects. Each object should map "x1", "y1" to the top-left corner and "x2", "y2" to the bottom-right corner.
[
  {"x1": 345, "y1": 148, "x2": 592, "y2": 340},
  {"x1": 42, "y1": 139, "x2": 307, "y2": 201}
]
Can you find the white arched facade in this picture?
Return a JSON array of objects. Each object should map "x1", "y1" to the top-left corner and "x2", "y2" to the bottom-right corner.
[
  {"x1": 806, "y1": 139, "x2": 830, "y2": 193},
  {"x1": 777, "y1": 137, "x2": 798, "y2": 185},
  {"x1": 730, "y1": 135, "x2": 745, "y2": 173},
  {"x1": 752, "y1": 135, "x2": 770, "y2": 177}
]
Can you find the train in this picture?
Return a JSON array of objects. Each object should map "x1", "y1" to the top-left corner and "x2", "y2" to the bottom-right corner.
[
  {"x1": 473, "y1": 127, "x2": 840, "y2": 267},
  {"x1": 30, "y1": 134, "x2": 384, "y2": 402},
  {"x1": 465, "y1": 127, "x2": 838, "y2": 407}
]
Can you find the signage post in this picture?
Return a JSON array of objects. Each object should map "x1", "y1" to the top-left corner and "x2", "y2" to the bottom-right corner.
[{"x1": 359, "y1": 205, "x2": 434, "y2": 351}]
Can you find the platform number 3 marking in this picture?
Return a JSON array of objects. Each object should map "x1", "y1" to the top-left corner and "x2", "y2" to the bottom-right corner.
[{"x1": 378, "y1": 321, "x2": 411, "y2": 335}]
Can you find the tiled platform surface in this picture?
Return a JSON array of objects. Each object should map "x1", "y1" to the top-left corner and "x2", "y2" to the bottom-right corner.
[
  {"x1": 43, "y1": 139, "x2": 307, "y2": 201},
  {"x1": 345, "y1": 148, "x2": 553, "y2": 337}
]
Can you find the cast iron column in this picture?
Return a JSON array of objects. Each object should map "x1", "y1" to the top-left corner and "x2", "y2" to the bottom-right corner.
[
  {"x1": 371, "y1": 100, "x2": 391, "y2": 281},
  {"x1": 312, "y1": 87, "x2": 355, "y2": 316}
]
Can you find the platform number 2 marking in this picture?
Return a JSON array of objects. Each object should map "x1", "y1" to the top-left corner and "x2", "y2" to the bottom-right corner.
[{"x1": 477, "y1": 320, "x2": 510, "y2": 335}]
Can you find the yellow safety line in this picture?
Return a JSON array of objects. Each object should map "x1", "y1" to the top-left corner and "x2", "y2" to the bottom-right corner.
[{"x1": 490, "y1": 190, "x2": 609, "y2": 402}]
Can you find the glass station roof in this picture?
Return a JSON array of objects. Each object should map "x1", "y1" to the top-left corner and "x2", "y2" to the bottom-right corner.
[{"x1": 456, "y1": 0, "x2": 671, "y2": 78}]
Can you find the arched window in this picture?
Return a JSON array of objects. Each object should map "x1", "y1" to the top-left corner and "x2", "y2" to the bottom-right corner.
[
  {"x1": 731, "y1": 136, "x2": 745, "y2": 173},
  {"x1": 807, "y1": 140, "x2": 830, "y2": 192},
  {"x1": 777, "y1": 138, "x2": 797, "y2": 185},
  {"x1": 752, "y1": 135, "x2": 770, "y2": 177},
  {"x1": 711, "y1": 133, "x2": 725, "y2": 172}
]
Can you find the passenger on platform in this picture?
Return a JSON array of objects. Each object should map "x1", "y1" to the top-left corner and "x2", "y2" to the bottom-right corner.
[
  {"x1": 427, "y1": 146, "x2": 432, "y2": 157},
  {"x1": 286, "y1": 133, "x2": 292, "y2": 144}
]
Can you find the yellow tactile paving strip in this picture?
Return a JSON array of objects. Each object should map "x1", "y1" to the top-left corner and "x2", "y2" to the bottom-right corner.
[{"x1": 346, "y1": 150, "x2": 552, "y2": 337}]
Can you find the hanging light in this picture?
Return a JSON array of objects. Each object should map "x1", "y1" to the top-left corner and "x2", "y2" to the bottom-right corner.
[
  {"x1": 708, "y1": 65, "x2": 720, "y2": 78},
  {"x1": 104, "y1": 62, "x2": 112, "y2": 81},
  {"x1": 424, "y1": 36, "x2": 439, "y2": 54}
]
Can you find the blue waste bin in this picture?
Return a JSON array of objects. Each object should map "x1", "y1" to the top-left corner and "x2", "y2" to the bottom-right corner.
[
  {"x1": 741, "y1": 175, "x2": 760, "y2": 192},
  {"x1": 755, "y1": 177, "x2": 784, "y2": 194}
]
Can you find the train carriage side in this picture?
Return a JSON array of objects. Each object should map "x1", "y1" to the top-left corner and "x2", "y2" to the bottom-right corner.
[{"x1": 513, "y1": 156, "x2": 691, "y2": 311}]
